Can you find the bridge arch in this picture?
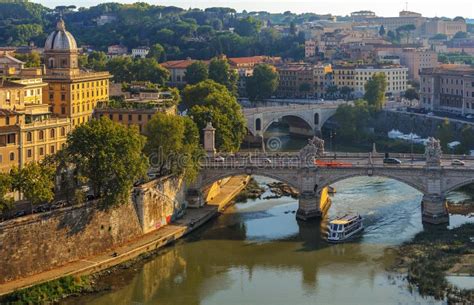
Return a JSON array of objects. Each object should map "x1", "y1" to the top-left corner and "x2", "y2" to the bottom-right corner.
[
  {"x1": 316, "y1": 172, "x2": 426, "y2": 195},
  {"x1": 261, "y1": 114, "x2": 314, "y2": 135},
  {"x1": 198, "y1": 170, "x2": 300, "y2": 193},
  {"x1": 444, "y1": 177, "x2": 474, "y2": 194}
]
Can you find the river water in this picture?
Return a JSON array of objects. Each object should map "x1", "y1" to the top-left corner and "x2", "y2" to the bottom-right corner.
[
  {"x1": 64, "y1": 128, "x2": 473, "y2": 305},
  {"x1": 64, "y1": 175, "x2": 473, "y2": 305}
]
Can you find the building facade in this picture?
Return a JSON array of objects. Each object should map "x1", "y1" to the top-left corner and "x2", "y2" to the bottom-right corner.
[
  {"x1": 276, "y1": 63, "x2": 333, "y2": 99},
  {"x1": 333, "y1": 64, "x2": 408, "y2": 97},
  {"x1": 42, "y1": 19, "x2": 111, "y2": 128},
  {"x1": 420, "y1": 65, "x2": 474, "y2": 115}
]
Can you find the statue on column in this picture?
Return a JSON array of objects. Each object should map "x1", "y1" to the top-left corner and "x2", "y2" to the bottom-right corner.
[
  {"x1": 299, "y1": 136, "x2": 325, "y2": 165},
  {"x1": 425, "y1": 137, "x2": 442, "y2": 166}
]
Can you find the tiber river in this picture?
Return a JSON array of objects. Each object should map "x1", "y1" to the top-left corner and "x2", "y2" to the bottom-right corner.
[{"x1": 64, "y1": 131, "x2": 473, "y2": 305}]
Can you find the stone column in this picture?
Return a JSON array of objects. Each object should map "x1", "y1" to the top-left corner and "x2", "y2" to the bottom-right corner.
[
  {"x1": 296, "y1": 191, "x2": 321, "y2": 221},
  {"x1": 421, "y1": 194, "x2": 449, "y2": 225},
  {"x1": 203, "y1": 122, "x2": 216, "y2": 157}
]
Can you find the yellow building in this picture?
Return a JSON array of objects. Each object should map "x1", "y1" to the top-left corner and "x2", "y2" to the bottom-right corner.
[
  {"x1": 42, "y1": 19, "x2": 111, "y2": 127},
  {"x1": 0, "y1": 79, "x2": 70, "y2": 172}
]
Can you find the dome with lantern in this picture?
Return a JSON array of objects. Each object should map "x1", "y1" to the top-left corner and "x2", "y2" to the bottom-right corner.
[{"x1": 44, "y1": 19, "x2": 77, "y2": 51}]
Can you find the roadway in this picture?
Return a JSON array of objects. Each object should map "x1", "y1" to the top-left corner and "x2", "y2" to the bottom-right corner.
[{"x1": 203, "y1": 152, "x2": 474, "y2": 171}]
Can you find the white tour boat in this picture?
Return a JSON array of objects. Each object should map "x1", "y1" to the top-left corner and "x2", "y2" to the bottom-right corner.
[{"x1": 327, "y1": 214, "x2": 364, "y2": 243}]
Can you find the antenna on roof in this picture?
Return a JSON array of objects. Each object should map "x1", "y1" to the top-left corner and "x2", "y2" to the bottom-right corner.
[{"x1": 405, "y1": 2, "x2": 408, "y2": 11}]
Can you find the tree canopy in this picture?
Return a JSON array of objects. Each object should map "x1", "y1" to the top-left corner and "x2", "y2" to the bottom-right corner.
[
  {"x1": 66, "y1": 117, "x2": 148, "y2": 206},
  {"x1": 10, "y1": 161, "x2": 55, "y2": 206},
  {"x1": 246, "y1": 64, "x2": 279, "y2": 101},
  {"x1": 183, "y1": 80, "x2": 246, "y2": 152},
  {"x1": 185, "y1": 61, "x2": 209, "y2": 85},
  {"x1": 364, "y1": 73, "x2": 387, "y2": 111},
  {"x1": 208, "y1": 57, "x2": 238, "y2": 95},
  {"x1": 145, "y1": 113, "x2": 203, "y2": 182}
]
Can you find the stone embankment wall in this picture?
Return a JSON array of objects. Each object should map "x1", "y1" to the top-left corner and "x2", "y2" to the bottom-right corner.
[
  {"x1": 0, "y1": 176, "x2": 184, "y2": 284},
  {"x1": 374, "y1": 111, "x2": 473, "y2": 138}
]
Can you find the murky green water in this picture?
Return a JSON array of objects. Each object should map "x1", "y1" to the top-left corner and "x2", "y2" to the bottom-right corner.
[{"x1": 64, "y1": 175, "x2": 473, "y2": 305}]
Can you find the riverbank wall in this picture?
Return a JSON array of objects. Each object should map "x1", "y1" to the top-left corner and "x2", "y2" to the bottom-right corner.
[
  {"x1": 0, "y1": 175, "x2": 249, "y2": 296},
  {"x1": 374, "y1": 111, "x2": 473, "y2": 138}
]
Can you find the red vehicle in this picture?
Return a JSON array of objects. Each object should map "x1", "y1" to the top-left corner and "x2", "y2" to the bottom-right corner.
[{"x1": 315, "y1": 160, "x2": 353, "y2": 168}]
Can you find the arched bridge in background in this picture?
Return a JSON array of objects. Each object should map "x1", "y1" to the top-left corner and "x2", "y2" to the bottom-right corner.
[{"x1": 243, "y1": 102, "x2": 345, "y2": 137}]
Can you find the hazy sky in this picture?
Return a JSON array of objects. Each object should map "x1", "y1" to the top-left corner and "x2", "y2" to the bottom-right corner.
[{"x1": 35, "y1": 0, "x2": 474, "y2": 18}]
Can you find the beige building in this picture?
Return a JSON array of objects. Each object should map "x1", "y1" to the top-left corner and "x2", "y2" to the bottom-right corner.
[
  {"x1": 277, "y1": 63, "x2": 333, "y2": 98},
  {"x1": 333, "y1": 64, "x2": 408, "y2": 97},
  {"x1": 424, "y1": 18, "x2": 467, "y2": 38},
  {"x1": 377, "y1": 48, "x2": 438, "y2": 82},
  {"x1": 420, "y1": 65, "x2": 474, "y2": 115},
  {"x1": 0, "y1": 79, "x2": 70, "y2": 172},
  {"x1": 0, "y1": 53, "x2": 24, "y2": 76}
]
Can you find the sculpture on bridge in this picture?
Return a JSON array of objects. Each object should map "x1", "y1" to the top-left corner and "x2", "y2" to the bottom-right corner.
[
  {"x1": 425, "y1": 137, "x2": 442, "y2": 166},
  {"x1": 299, "y1": 136, "x2": 325, "y2": 166}
]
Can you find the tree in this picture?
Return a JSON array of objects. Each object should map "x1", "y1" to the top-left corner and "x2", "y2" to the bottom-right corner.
[
  {"x1": 379, "y1": 25, "x2": 386, "y2": 36},
  {"x1": 333, "y1": 99, "x2": 370, "y2": 142},
  {"x1": 86, "y1": 51, "x2": 108, "y2": 71},
  {"x1": 208, "y1": 57, "x2": 238, "y2": 95},
  {"x1": 0, "y1": 172, "x2": 13, "y2": 213},
  {"x1": 404, "y1": 88, "x2": 419, "y2": 100},
  {"x1": 11, "y1": 161, "x2": 55, "y2": 206},
  {"x1": 14, "y1": 51, "x2": 41, "y2": 67},
  {"x1": 364, "y1": 73, "x2": 387, "y2": 111},
  {"x1": 459, "y1": 124, "x2": 474, "y2": 154},
  {"x1": 387, "y1": 30, "x2": 396, "y2": 42},
  {"x1": 66, "y1": 117, "x2": 148, "y2": 206},
  {"x1": 436, "y1": 118, "x2": 454, "y2": 151},
  {"x1": 147, "y1": 43, "x2": 165, "y2": 62},
  {"x1": 235, "y1": 16, "x2": 262, "y2": 36},
  {"x1": 453, "y1": 31, "x2": 468, "y2": 39},
  {"x1": 184, "y1": 80, "x2": 246, "y2": 152},
  {"x1": 339, "y1": 86, "x2": 353, "y2": 100},
  {"x1": 145, "y1": 113, "x2": 202, "y2": 182},
  {"x1": 185, "y1": 61, "x2": 209, "y2": 85},
  {"x1": 396, "y1": 24, "x2": 416, "y2": 44},
  {"x1": 246, "y1": 64, "x2": 279, "y2": 101}
]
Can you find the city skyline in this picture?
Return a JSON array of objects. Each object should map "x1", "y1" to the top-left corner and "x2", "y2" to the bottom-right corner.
[{"x1": 34, "y1": 0, "x2": 474, "y2": 18}]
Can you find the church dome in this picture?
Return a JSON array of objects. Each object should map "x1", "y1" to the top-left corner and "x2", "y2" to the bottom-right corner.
[{"x1": 44, "y1": 19, "x2": 77, "y2": 51}]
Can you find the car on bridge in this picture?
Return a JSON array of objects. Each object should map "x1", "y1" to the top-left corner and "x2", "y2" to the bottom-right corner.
[
  {"x1": 451, "y1": 159, "x2": 465, "y2": 166},
  {"x1": 383, "y1": 158, "x2": 402, "y2": 165}
]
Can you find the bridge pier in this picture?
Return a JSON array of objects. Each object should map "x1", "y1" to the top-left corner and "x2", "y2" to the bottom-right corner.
[
  {"x1": 421, "y1": 194, "x2": 449, "y2": 225},
  {"x1": 296, "y1": 191, "x2": 321, "y2": 221}
]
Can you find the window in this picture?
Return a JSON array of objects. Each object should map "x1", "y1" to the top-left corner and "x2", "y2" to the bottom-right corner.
[
  {"x1": 61, "y1": 94, "x2": 66, "y2": 101},
  {"x1": 7, "y1": 134, "x2": 15, "y2": 144},
  {"x1": 9, "y1": 152, "x2": 14, "y2": 161},
  {"x1": 50, "y1": 145, "x2": 55, "y2": 154},
  {"x1": 39, "y1": 147, "x2": 44, "y2": 156},
  {"x1": 61, "y1": 106, "x2": 66, "y2": 115},
  {"x1": 50, "y1": 129, "x2": 55, "y2": 138},
  {"x1": 138, "y1": 114, "x2": 142, "y2": 121},
  {"x1": 27, "y1": 132, "x2": 32, "y2": 142},
  {"x1": 109, "y1": 114, "x2": 113, "y2": 120},
  {"x1": 5, "y1": 116, "x2": 9, "y2": 125},
  {"x1": 27, "y1": 149, "x2": 32, "y2": 158},
  {"x1": 39, "y1": 130, "x2": 44, "y2": 140},
  {"x1": 61, "y1": 127, "x2": 66, "y2": 136},
  {"x1": 128, "y1": 114, "x2": 132, "y2": 121}
]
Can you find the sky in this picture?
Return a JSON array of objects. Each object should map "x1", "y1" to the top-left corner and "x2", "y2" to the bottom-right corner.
[{"x1": 35, "y1": 0, "x2": 474, "y2": 18}]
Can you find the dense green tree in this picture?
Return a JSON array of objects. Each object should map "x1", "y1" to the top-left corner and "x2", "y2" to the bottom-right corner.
[
  {"x1": 147, "y1": 43, "x2": 166, "y2": 62},
  {"x1": 145, "y1": 113, "x2": 202, "y2": 182},
  {"x1": 379, "y1": 25, "x2": 386, "y2": 36},
  {"x1": 458, "y1": 124, "x2": 474, "y2": 154},
  {"x1": 235, "y1": 16, "x2": 262, "y2": 36},
  {"x1": 106, "y1": 57, "x2": 169, "y2": 85},
  {"x1": 246, "y1": 64, "x2": 279, "y2": 101},
  {"x1": 364, "y1": 73, "x2": 387, "y2": 111},
  {"x1": 333, "y1": 99, "x2": 371, "y2": 142},
  {"x1": 436, "y1": 118, "x2": 454, "y2": 151},
  {"x1": 11, "y1": 23, "x2": 43, "y2": 46},
  {"x1": 183, "y1": 80, "x2": 246, "y2": 152},
  {"x1": 185, "y1": 61, "x2": 209, "y2": 85},
  {"x1": 396, "y1": 24, "x2": 416, "y2": 44},
  {"x1": 11, "y1": 161, "x2": 55, "y2": 206},
  {"x1": 404, "y1": 88, "x2": 419, "y2": 100},
  {"x1": 85, "y1": 51, "x2": 108, "y2": 71},
  {"x1": 453, "y1": 31, "x2": 468, "y2": 39},
  {"x1": 66, "y1": 117, "x2": 148, "y2": 206},
  {"x1": 208, "y1": 57, "x2": 238, "y2": 95},
  {"x1": 14, "y1": 51, "x2": 41, "y2": 67},
  {"x1": 0, "y1": 172, "x2": 13, "y2": 213}
]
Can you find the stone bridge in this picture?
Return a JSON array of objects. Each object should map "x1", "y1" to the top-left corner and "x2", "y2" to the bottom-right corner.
[
  {"x1": 189, "y1": 149, "x2": 474, "y2": 225},
  {"x1": 243, "y1": 102, "x2": 345, "y2": 136}
]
